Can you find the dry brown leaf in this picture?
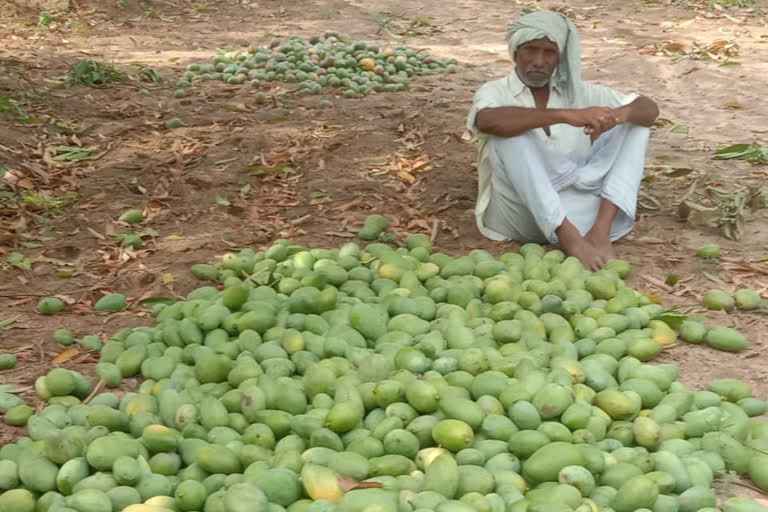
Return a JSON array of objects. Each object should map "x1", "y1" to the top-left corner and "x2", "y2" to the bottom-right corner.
[
  {"x1": 398, "y1": 170, "x2": 416, "y2": 184},
  {"x1": 162, "y1": 273, "x2": 174, "y2": 293},
  {"x1": 338, "y1": 476, "x2": 384, "y2": 492},
  {"x1": 644, "y1": 293, "x2": 663, "y2": 304},
  {"x1": 52, "y1": 347, "x2": 80, "y2": 364}
]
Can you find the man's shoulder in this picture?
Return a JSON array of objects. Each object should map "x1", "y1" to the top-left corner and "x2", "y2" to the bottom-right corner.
[
  {"x1": 477, "y1": 74, "x2": 518, "y2": 90},
  {"x1": 576, "y1": 81, "x2": 638, "y2": 107},
  {"x1": 475, "y1": 73, "x2": 524, "y2": 98}
]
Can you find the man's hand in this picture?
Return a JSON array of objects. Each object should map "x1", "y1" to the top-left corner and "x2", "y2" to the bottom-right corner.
[{"x1": 563, "y1": 107, "x2": 620, "y2": 142}]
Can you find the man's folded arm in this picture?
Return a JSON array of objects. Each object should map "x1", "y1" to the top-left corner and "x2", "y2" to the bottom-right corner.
[{"x1": 474, "y1": 107, "x2": 572, "y2": 138}]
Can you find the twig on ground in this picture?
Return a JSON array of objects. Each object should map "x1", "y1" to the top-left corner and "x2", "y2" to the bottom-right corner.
[
  {"x1": 430, "y1": 219, "x2": 439, "y2": 242},
  {"x1": 83, "y1": 379, "x2": 106, "y2": 405},
  {"x1": 728, "y1": 479, "x2": 768, "y2": 497},
  {"x1": 642, "y1": 274, "x2": 674, "y2": 292}
]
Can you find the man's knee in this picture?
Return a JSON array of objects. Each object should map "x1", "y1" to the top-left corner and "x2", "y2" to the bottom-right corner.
[{"x1": 490, "y1": 132, "x2": 542, "y2": 167}]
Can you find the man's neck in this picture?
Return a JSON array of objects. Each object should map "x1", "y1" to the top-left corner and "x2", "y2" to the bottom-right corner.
[{"x1": 530, "y1": 85, "x2": 550, "y2": 109}]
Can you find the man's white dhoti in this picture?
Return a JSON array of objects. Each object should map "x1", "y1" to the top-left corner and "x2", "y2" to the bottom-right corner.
[{"x1": 483, "y1": 124, "x2": 650, "y2": 245}]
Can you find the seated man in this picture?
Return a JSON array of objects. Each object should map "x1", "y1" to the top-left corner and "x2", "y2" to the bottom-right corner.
[{"x1": 468, "y1": 10, "x2": 659, "y2": 270}]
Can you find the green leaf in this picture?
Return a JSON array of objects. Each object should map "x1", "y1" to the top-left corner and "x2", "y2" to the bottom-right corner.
[
  {"x1": 310, "y1": 190, "x2": 328, "y2": 199},
  {"x1": 668, "y1": 123, "x2": 690, "y2": 134},
  {"x1": 702, "y1": 271, "x2": 725, "y2": 284},
  {"x1": 664, "y1": 274, "x2": 679, "y2": 286},
  {"x1": 138, "y1": 297, "x2": 177, "y2": 307},
  {"x1": 659, "y1": 311, "x2": 687, "y2": 330},
  {"x1": 378, "y1": 232, "x2": 398, "y2": 243},
  {"x1": 713, "y1": 143, "x2": 755, "y2": 159},
  {"x1": 18, "y1": 241, "x2": 43, "y2": 249},
  {"x1": 0, "y1": 315, "x2": 20, "y2": 328},
  {"x1": 141, "y1": 228, "x2": 160, "y2": 238},
  {"x1": 240, "y1": 184, "x2": 251, "y2": 195},
  {"x1": 246, "y1": 163, "x2": 294, "y2": 175},
  {"x1": 663, "y1": 167, "x2": 694, "y2": 178},
  {"x1": 712, "y1": 143, "x2": 768, "y2": 164},
  {"x1": 216, "y1": 196, "x2": 231, "y2": 207},
  {"x1": 4, "y1": 252, "x2": 31, "y2": 270}
]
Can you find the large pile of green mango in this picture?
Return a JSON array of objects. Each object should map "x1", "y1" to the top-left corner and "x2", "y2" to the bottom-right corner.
[
  {"x1": 175, "y1": 32, "x2": 457, "y2": 99},
  {"x1": 1, "y1": 235, "x2": 767, "y2": 512}
]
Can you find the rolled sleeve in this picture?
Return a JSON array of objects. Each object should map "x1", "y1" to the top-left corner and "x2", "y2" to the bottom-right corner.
[{"x1": 466, "y1": 82, "x2": 502, "y2": 136}]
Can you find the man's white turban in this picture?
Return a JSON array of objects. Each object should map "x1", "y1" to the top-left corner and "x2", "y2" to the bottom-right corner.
[{"x1": 506, "y1": 10, "x2": 581, "y2": 101}]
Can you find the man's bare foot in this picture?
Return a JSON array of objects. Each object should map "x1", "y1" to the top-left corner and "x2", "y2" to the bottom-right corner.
[
  {"x1": 584, "y1": 228, "x2": 616, "y2": 266},
  {"x1": 556, "y1": 220, "x2": 609, "y2": 271},
  {"x1": 561, "y1": 236, "x2": 606, "y2": 271}
]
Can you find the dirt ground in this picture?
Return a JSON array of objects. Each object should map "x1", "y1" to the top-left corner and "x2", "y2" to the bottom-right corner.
[{"x1": 1, "y1": 0, "x2": 767, "y2": 486}]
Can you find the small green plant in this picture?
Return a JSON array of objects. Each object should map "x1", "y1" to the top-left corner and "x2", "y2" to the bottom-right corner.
[
  {"x1": 38, "y1": 11, "x2": 52, "y2": 27},
  {"x1": 65, "y1": 60, "x2": 121, "y2": 87},
  {"x1": 2, "y1": 252, "x2": 31, "y2": 271},
  {"x1": 711, "y1": 0, "x2": 755, "y2": 6},
  {"x1": 19, "y1": 190, "x2": 78, "y2": 217},
  {"x1": 68, "y1": 19, "x2": 90, "y2": 36},
  {"x1": 116, "y1": 0, "x2": 127, "y2": 7},
  {"x1": 137, "y1": 66, "x2": 161, "y2": 83},
  {"x1": 0, "y1": 95, "x2": 31, "y2": 121},
  {"x1": 713, "y1": 143, "x2": 768, "y2": 164},
  {"x1": 0, "y1": 185, "x2": 78, "y2": 218}
]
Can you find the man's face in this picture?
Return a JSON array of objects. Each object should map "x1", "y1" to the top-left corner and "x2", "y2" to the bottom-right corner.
[{"x1": 514, "y1": 37, "x2": 559, "y2": 88}]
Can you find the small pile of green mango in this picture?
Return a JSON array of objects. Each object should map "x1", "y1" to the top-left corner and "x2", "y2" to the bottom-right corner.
[{"x1": 175, "y1": 32, "x2": 457, "y2": 100}]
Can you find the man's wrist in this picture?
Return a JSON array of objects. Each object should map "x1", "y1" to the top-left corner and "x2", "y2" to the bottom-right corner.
[
  {"x1": 552, "y1": 108, "x2": 575, "y2": 126},
  {"x1": 614, "y1": 105, "x2": 631, "y2": 124}
]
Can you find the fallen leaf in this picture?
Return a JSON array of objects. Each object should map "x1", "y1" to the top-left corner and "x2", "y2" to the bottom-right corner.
[
  {"x1": 0, "y1": 315, "x2": 20, "y2": 328},
  {"x1": 215, "y1": 157, "x2": 239, "y2": 166},
  {"x1": 87, "y1": 227, "x2": 106, "y2": 240},
  {"x1": 138, "y1": 297, "x2": 177, "y2": 307},
  {"x1": 52, "y1": 347, "x2": 80, "y2": 364},
  {"x1": 310, "y1": 190, "x2": 328, "y2": 199},
  {"x1": 162, "y1": 272, "x2": 174, "y2": 293},
  {"x1": 668, "y1": 123, "x2": 690, "y2": 134},
  {"x1": 659, "y1": 311, "x2": 687, "y2": 330},
  {"x1": 338, "y1": 476, "x2": 384, "y2": 492},
  {"x1": 398, "y1": 170, "x2": 417, "y2": 184},
  {"x1": 702, "y1": 271, "x2": 725, "y2": 284},
  {"x1": 725, "y1": 101, "x2": 743, "y2": 109},
  {"x1": 246, "y1": 163, "x2": 294, "y2": 175},
  {"x1": 216, "y1": 196, "x2": 232, "y2": 207},
  {"x1": 663, "y1": 167, "x2": 695, "y2": 178},
  {"x1": 644, "y1": 294, "x2": 663, "y2": 304},
  {"x1": 4, "y1": 252, "x2": 31, "y2": 271}
]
